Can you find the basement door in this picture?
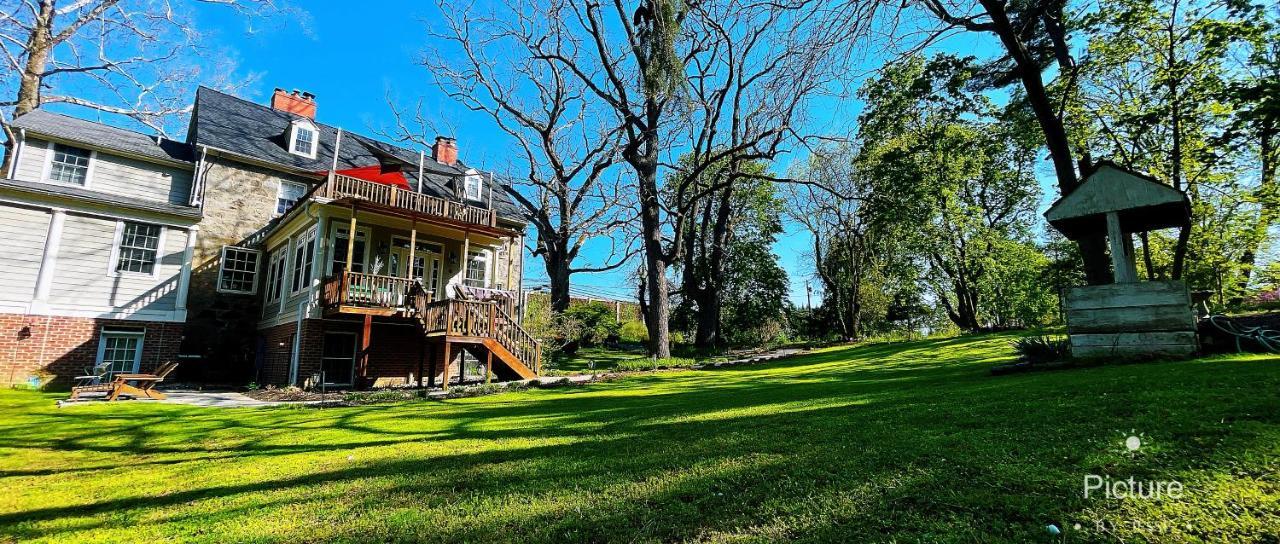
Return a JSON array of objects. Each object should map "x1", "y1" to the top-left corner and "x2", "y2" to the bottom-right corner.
[{"x1": 320, "y1": 331, "x2": 356, "y2": 386}]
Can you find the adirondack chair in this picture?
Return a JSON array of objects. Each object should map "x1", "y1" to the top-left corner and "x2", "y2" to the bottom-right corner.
[
  {"x1": 72, "y1": 362, "x2": 112, "y2": 387},
  {"x1": 69, "y1": 361, "x2": 179, "y2": 401}
]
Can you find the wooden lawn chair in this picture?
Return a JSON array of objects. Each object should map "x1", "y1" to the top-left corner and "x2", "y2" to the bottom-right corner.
[{"x1": 70, "y1": 361, "x2": 179, "y2": 401}]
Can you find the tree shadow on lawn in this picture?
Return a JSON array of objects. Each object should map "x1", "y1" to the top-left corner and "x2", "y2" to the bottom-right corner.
[{"x1": 3, "y1": 334, "x2": 1279, "y2": 541}]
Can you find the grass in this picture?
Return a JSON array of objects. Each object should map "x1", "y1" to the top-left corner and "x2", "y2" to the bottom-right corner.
[
  {"x1": 546, "y1": 345, "x2": 649, "y2": 374},
  {"x1": 1, "y1": 332, "x2": 1277, "y2": 543}
]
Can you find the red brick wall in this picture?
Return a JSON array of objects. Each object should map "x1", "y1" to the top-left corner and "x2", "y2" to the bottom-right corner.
[
  {"x1": 256, "y1": 319, "x2": 325, "y2": 386},
  {"x1": 255, "y1": 318, "x2": 489, "y2": 389},
  {"x1": 0, "y1": 313, "x2": 183, "y2": 388}
]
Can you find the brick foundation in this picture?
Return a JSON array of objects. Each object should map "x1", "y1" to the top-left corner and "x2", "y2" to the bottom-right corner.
[
  {"x1": 0, "y1": 314, "x2": 184, "y2": 388},
  {"x1": 256, "y1": 318, "x2": 475, "y2": 389}
]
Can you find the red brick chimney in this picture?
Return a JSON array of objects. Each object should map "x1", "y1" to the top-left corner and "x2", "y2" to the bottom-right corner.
[
  {"x1": 270, "y1": 88, "x2": 317, "y2": 119},
  {"x1": 433, "y1": 136, "x2": 458, "y2": 166}
]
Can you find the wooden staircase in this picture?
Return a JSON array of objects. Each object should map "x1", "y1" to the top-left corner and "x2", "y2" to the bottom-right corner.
[{"x1": 407, "y1": 284, "x2": 541, "y2": 381}]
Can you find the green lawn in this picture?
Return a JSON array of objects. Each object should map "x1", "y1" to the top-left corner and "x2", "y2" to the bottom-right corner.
[
  {"x1": 2, "y1": 333, "x2": 1278, "y2": 543},
  {"x1": 547, "y1": 345, "x2": 649, "y2": 373}
]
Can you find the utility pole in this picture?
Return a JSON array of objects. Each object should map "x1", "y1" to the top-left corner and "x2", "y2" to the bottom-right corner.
[{"x1": 805, "y1": 281, "x2": 812, "y2": 311}]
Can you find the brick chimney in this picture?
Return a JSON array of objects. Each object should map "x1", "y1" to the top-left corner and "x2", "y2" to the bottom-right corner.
[
  {"x1": 433, "y1": 136, "x2": 458, "y2": 166},
  {"x1": 270, "y1": 88, "x2": 317, "y2": 119}
]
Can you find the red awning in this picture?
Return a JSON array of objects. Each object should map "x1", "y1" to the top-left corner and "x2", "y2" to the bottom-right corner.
[{"x1": 330, "y1": 165, "x2": 411, "y2": 189}]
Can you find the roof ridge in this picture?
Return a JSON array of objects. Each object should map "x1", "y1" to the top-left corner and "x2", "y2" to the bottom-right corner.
[{"x1": 197, "y1": 85, "x2": 444, "y2": 169}]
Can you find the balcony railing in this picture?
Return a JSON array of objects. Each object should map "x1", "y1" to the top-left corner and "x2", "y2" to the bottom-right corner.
[
  {"x1": 321, "y1": 271, "x2": 422, "y2": 310},
  {"x1": 320, "y1": 173, "x2": 496, "y2": 228}
]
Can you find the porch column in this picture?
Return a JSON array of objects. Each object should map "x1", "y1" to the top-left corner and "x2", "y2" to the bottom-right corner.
[
  {"x1": 359, "y1": 314, "x2": 372, "y2": 382},
  {"x1": 460, "y1": 233, "x2": 470, "y2": 292},
  {"x1": 407, "y1": 220, "x2": 417, "y2": 281},
  {"x1": 442, "y1": 341, "x2": 452, "y2": 390},
  {"x1": 345, "y1": 204, "x2": 358, "y2": 274},
  {"x1": 1106, "y1": 211, "x2": 1137, "y2": 283}
]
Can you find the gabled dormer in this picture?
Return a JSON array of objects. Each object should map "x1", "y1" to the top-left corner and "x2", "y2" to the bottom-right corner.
[
  {"x1": 287, "y1": 118, "x2": 318, "y2": 159},
  {"x1": 463, "y1": 168, "x2": 485, "y2": 202}
]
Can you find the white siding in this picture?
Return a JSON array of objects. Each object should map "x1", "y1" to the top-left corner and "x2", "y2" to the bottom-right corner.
[
  {"x1": 14, "y1": 138, "x2": 193, "y2": 205},
  {"x1": 45, "y1": 213, "x2": 185, "y2": 317},
  {"x1": 0, "y1": 204, "x2": 50, "y2": 308}
]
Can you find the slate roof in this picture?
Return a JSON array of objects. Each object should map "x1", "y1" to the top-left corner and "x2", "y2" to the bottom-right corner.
[
  {"x1": 0, "y1": 177, "x2": 201, "y2": 219},
  {"x1": 191, "y1": 87, "x2": 524, "y2": 223},
  {"x1": 9, "y1": 109, "x2": 194, "y2": 164}
]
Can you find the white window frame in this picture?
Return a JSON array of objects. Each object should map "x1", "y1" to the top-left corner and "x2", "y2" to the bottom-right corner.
[
  {"x1": 288, "y1": 120, "x2": 318, "y2": 159},
  {"x1": 216, "y1": 246, "x2": 262, "y2": 295},
  {"x1": 463, "y1": 170, "x2": 484, "y2": 201},
  {"x1": 289, "y1": 226, "x2": 318, "y2": 295},
  {"x1": 276, "y1": 180, "x2": 309, "y2": 216},
  {"x1": 108, "y1": 220, "x2": 166, "y2": 279},
  {"x1": 263, "y1": 246, "x2": 288, "y2": 304},
  {"x1": 328, "y1": 224, "x2": 371, "y2": 275},
  {"x1": 40, "y1": 141, "x2": 96, "y2": 188},
  {"x1": 95, "y1": 326, "x2": 145, "y2": 377},
  {"x1": 464, "y1": 249, "x2": 490, "y2": 288}
]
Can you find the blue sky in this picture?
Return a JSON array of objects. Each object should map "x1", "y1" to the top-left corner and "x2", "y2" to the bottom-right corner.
[{"x1": 57, "y1": 1, "x2": 1034, "y2": 306}]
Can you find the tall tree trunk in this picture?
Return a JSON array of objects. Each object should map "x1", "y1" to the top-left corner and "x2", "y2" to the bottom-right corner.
[
  {"x1": 636, "y1": 136, "x2": 671, "y2": 359},
  {"x1": 2, "y1": 0, "x2": 55, "y2": 174},
  {"x1": 977, "y1": 0, "x2": 1111, "y2": 284},
  {"x1": 694, "y1": 183, "x2": 735, "y2": 349},
  {"x1": 546, "y1": 251, "x2": 572, "y2": 313}
]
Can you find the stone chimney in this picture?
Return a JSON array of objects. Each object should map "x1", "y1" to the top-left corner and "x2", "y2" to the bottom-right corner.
[
  {"x1": 270, "y1": 88, "x2": 317, "y2": 119},
  {"x1": 433, "y1": 136, "x2": 458, "y2": 166}
]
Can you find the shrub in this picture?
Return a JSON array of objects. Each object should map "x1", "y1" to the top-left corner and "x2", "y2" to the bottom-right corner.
[
  {"x1": 1013, "y1": 335, "x2": 1071, "y2": 365},
  {"x1": 619, "y1": 321, "x2": 648, "y2": 343},
  {"x1": 613, "y1": 357, "x2": 697, "y2": 372},
  {"x1": 563, "y1": 303, "x2": 621, "y2": 347}
]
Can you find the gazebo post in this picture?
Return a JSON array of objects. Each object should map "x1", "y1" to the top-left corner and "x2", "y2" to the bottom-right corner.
[{"x1": 1106, "y1": 211, "x2": 1138, "y2": 283}]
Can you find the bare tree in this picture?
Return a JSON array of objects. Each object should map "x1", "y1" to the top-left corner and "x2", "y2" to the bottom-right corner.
[
  {"x1": 0, "y1": 0, "x2": 297, "y2": 171},
  {"x1": 407, "y1": 0, "x2": 637, "y2": 313},
  {"x1": 505, "y1": 0, "x2": 687, "y2": 357},
  {"x1": 667, "y1": 0, "x2": 850, "y2": 348}
]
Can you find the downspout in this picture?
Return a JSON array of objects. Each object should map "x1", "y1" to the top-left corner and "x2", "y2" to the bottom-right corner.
[
  {"x1": 288, "y1": 201, "x2": 322, "y2": 386},
  {"x1": 7, "y1": 128, "x2": 25, "y2": 178}
]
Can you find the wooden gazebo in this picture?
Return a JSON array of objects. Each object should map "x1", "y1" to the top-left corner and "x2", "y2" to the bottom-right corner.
[{"x1": 1044, "y1": 162, "x2": 1198, "y2": 358}]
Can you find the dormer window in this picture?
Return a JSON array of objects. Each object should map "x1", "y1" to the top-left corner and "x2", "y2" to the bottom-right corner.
[
  {"x1": 464, "y1": 170, "x2": 484, "y2": 201},
  {"x1": 289, "y1": 120, "x2": 318, "y2": 159}
]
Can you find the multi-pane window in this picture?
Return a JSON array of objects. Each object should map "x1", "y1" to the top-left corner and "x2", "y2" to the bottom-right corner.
[
  {"x1": 97, "y1": 327, "x2": 144, "y2": 378},
  {"x1": 217, "y1": 246, "x2": 261, "y2": 294},
  {"x1": 115, "y1": 222, "x2": 162, "y2": 275},
  {"x1": 291, "y1": 125, "x2": 316, "y2": 157},
  {"x1": 290, "y1": 228, "x2": 316, "y2": 294},
  {"x1": 277, "y1": 181, "x2": 307, "y2": 215},
  {"x1": 330, "y1": 228, "x2": 366, "y2": 274},
  {"x1": 464, "y1": 172, "x2": 484, "y2": 201},
  {"x1": 48, "y1": 144, "x2": 91, "y2": 185},
  {"x1": 464, "y1": 250, "x2": 488, "y2": 288},
  {"x1": 263, "y1": 248, "x2": 287, "y2": 303}
]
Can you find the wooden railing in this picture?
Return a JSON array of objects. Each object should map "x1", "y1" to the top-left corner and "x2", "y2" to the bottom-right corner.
[
  {"x1": 322, "y1": 173, "x2": 496, "y2": 227},
  {"x1": 321, "y1": 271, "x2": 420, "y2": 309},
  {"x1": 408, "y1": 291, "x2": 541, "y2": 374}
]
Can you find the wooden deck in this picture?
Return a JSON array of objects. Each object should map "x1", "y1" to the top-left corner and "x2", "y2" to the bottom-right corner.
[{"x1": 320, "y1": 273, "x2": 541, "y2": 380}]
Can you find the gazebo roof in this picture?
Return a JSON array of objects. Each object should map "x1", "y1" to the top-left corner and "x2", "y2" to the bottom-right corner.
[{"x1": 1044, "y1": 161, "x2": 1190, "y2": 240}]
